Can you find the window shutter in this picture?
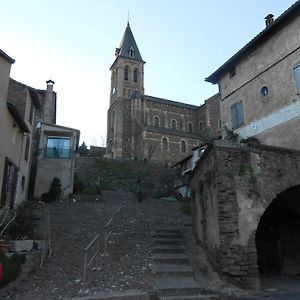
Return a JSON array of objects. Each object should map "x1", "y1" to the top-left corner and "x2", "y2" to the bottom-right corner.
[
  {"x1": 294, "y1": 64, "x2": 300, "y2": 96},
  {"x1": 237, "y1": 101, "x2": 244, "y2": 127},
  {"x1": 231, "y1": 103, "x2": 238, "y2": 129}
]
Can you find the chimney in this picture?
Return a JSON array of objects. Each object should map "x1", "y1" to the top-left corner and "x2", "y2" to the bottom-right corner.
[
  {"x1": 265, "y1": 14, "x2": 274, "y2": 27},
  {"x1": 43, "y1": 79, "x2": 56, "y2": 124}
]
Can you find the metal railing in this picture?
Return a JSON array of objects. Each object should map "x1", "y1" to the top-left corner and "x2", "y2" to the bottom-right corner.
[
  {"x1": 83, "y1": 234, "x2": 100, "y2": 284},
  {"x1": 104, "y1": 205, "x2": 122, "y2": 254},
  {"x1": 82, "y1": 204, "x2": 123, "y2": 284}
]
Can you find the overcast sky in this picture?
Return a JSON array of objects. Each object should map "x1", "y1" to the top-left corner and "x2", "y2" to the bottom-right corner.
[{"x1": 0, "y1": 0, "x2": 297, "y2": 146}]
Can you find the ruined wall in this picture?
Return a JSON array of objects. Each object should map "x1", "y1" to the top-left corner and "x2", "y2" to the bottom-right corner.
[{"x1": 190, "y1": 141, "x2": 300, "y2": 289}]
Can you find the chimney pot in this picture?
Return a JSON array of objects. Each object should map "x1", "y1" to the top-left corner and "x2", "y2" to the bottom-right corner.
[
  {"x1": 46, "y1": 79, "x2": 55, "y2": 85},
  {"x1": 265, "y1": 14, "x2": 274, "y2": 27}
]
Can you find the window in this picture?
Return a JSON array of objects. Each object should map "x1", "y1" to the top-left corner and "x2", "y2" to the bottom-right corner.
[
  {"x1": 154, "y1": 116, "x2": 159, "y2": 127},
  {"x1": 188, "y1": 122, "x2": 193, "y2": 132},
  {"x1": 229, "y1": 67, "x2": 236, "y2": 78},
  {"x1": 162, "y1": 137, "x2": 168, "y2": 150},
  {"x1": 260, "y1": 86, "x2": 269, "y2": 97},
  {"x1": 124, "y1": 66, "x2": 129, "y2": 81},
  {"x1": 218, "y1": 119, "x2": 222, "y2": 130},
  {"x1": 134, "y1": 68, "x2": 138, "y2": 83},
  {"x1": 181, "y1": 140, "x2": 186, "y2": 152},
  {"x1": 129, "y1": 47, "x2": 135, "y2": 58},
  {"x1": 294, "y1": 64, "x2": 300, "y2": 96},
  {"x1": 230, "y1": 101, "x2": 244, "y2": 129},
  {"x1": 45, "y1": 137, "x2": 71, "y2": 158},
  {"x1": 24, "y1": 136, "x2": 30, "y2": 162},
  {"x1": 21, "y1": 176, "x2": 25, "y2": 191},
  {"x1": 171, "y1": 119, "x2": 176, "y2": 129},
  {"x1": 199, "y1": 121, "x2": 203, "y2": 131}
]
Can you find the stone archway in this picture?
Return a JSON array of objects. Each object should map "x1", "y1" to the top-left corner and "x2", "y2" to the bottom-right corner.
[{"x1": 255, "y1": 185, "x2": 300, "y2": 275}]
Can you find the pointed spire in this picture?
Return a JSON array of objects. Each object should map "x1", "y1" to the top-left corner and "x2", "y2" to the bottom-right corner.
[{"x1": 115, "y1": 22, "x2": 143, "y2": 61}]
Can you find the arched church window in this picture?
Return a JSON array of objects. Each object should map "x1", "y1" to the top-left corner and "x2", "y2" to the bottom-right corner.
[
  {"x1": 181, "y1": 140, "x2": 186, "y2": 153},
  {"x1": 188, "y1": 122, "x2": 193, "y2": 132},
  {"x1": 162, "y1": 137, "x2": 168, "y2": 150},
  {"x1": 134, "y1": 68, "x2": 138, "y2": 83},
  {"x1": 124, "y1": 66, "x2": 129, "y2": 81},
  {"x1": 154, "y1": 116, "x2": 159, "y2": 127},
  {"x1": 171, "y1": 119, "x2": 176, "y2": 129},
  {"x1": 129, "y1": 47, "x2": 135, "y2": 58}
]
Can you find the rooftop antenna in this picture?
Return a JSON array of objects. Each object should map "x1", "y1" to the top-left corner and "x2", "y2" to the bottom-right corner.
[{"x1": 127, "y1": 9, "x2": 130, "y2": 24}]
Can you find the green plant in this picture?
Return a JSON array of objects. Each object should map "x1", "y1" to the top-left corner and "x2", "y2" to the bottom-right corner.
[
  {"x1": 8, "y1": 201, "x2": 39, "y2": 240},
  {"x1": 49, "y1": 177, "x2": 62, "y2": 201},
  {"x1": 239, "y1": 164, "x2": 252, "y2": 175},
  {"x1": 0, "y1": 251, "x2": 26, "y2": 287},
  {"x1": 224, "y1": 126, "x2": 240, "y2": 143},
  {"x1": 181, "y1": 203, "x2": 191, "y2": 215},
  {"x1": 73, "y1": 173, "x2": 85, "y2": 194}
]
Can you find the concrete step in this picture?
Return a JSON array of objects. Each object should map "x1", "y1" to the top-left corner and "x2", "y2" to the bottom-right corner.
[
  {"x1": 152, "y1": 253, "x2": 189, "y2": 265},
  {"x1": 153, "y1": 233, "x2": 182, "y2": 239},
  {"x1": 155, "y1": 229, "x2": 182, "y2": 234},
  {"x1": 154, "y1": 239, "x2": 183, "y2": 246},
  {"x1": 152, "y1": 245, "x2": 185, "y2": 254},
  {"x1": 153, "y1": 263, "x2": 193, "y2": 277},
  {"x1": 159, "y1": 295, "x2": 219, "y2": 300},
  {"x1": 154, "y1": 277, "x2": 204, "y2": 297}
]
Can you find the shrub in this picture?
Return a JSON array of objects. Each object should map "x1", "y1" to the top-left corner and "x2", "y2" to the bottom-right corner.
[
  {"x1": 0, "y1": 251, "x2": 25, "y2": 287},
  {"x1": 181, "y1": 203, "x2": 191, "y2": 215},
  {"x1": 7, "y1": 201, "x2": 39, "y2": 240},
  {"x1": 49, "y1": 177, "x2": 62, "y2": 201},
  {"x1": 73, "y1": 173, "x2": 85, "y2": 194}
]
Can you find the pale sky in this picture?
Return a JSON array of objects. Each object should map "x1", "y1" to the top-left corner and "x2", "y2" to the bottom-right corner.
[{"x1": 0, "y1": 0, "x2": 297, "y2": 146}]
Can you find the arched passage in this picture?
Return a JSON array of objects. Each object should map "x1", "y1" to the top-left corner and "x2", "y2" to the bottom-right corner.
[{"x1": 255, "y1": 185, "x2": 300, "y2": 275}]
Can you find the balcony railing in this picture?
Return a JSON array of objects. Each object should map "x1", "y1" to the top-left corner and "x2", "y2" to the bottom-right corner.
[{"x1": 44, "y1": 148, "x2": 71, "y2": 159}]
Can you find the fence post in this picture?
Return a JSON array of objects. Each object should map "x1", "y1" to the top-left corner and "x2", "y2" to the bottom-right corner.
[
  {"x1": 83, "y1": 250, "x2": 87, "y2": 284},
  {"x1": 104, "y1": 227, "x2": 107, "y2": 254},
  {"x1": 96, "y1": 237, "x2": 99, "y2": 268}
]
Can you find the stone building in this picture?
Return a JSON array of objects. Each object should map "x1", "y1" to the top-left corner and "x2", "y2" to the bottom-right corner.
[
  {"x1": 189, "y1": 1, "x2": 300, "y2": 290},
  {"x1": 0, "y1": 48, "x2": 80, "y2": 204},
  {"x1": 27, "y1": 80, "x2": 80, "y2": 199},
  {"x1": 190, "y1": 140, "x2": 300, "y2": 289},
  {"x1": 206, "y1": 1, "x2": 300, "y2": 150},
  {"x1": 0, "y1": 50, "x2": 41, "y2": 208},
  {"x1": 106, "y1": 23, "x2": 221, "y2": 163}
]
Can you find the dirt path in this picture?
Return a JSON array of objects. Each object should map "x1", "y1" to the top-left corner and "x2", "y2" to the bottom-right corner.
[{"x1": 0, "y1": 191, "x2": 187, "y2": 299}]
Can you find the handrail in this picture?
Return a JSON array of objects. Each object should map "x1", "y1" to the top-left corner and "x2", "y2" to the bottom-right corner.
[
  {"x1": 104, "y1": 205, "x2": 122, "y2": 254},
  {"x1": 83, "y1": 204, "x2": 124, "y2": 284},
  {"x1": 0, "y1": 211, "x2": 16, "y2": 236},
  {"x1": 83, "y1": 234, "x2": 100, "y2": 284}
]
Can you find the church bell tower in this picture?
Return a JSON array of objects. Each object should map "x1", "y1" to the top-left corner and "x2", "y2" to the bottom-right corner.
[{"x1": 106, "y1": 22, "x2": 145, "y2": 158}]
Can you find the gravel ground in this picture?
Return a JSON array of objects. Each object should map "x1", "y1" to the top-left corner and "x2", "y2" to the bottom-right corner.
[{"x1": 0, "y1": 191, "x2": 186, "y2": 299}]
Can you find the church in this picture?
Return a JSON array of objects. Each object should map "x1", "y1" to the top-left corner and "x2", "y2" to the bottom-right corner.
[{"x1": 106, "y1": 23, "x2": 221, "y2": 163}]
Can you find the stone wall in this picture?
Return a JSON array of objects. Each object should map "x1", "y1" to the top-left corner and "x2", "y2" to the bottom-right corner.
[{"x1": 190, "y1": 141, "x2": 300, "y2": 289}]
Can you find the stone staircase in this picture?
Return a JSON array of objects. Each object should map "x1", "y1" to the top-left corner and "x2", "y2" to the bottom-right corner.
[{"x1": 152, "y1": 227, "x2": 219, "y2": 300}]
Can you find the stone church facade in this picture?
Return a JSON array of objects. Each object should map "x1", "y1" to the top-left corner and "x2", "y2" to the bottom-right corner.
[{"x1": 106, "y1": 23, "x2": 221, "y2": 163}]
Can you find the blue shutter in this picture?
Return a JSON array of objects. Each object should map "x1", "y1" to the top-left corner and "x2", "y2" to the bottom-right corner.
[
  {"x1": 294, "y1": 64, "x2": 300, "y2": 96},
  {"x1": 236, "y1": 101, "x2": 244, "y2": 127},
  {"x1": 231, "y1": 103, "x2": 238, "y2": 129}
]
